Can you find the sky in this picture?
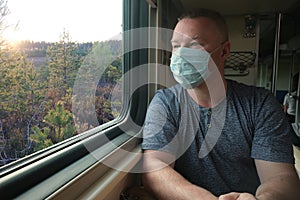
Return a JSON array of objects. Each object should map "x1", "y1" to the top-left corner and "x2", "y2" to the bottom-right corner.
[{"x1": 3, "y1": 0, "x2": 123, "y2": 43}]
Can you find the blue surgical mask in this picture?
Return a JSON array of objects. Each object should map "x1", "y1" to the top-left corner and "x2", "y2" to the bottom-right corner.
[{"x1": 170, "y1": 47, "x2": 216, "y2": 89}]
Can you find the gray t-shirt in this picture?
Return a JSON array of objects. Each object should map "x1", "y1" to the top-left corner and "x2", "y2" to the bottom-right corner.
[{"x1": 142, "y1": 80, "x2": 294, "y2": 196}]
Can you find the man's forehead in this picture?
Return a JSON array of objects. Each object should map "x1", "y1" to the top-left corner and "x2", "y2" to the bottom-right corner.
[
  {"x1": 172, "y1": 17, "x2": 222, "y2": 41},
  {"x1": 171, "y1": 33, "x2": 205, "y2": 42}
]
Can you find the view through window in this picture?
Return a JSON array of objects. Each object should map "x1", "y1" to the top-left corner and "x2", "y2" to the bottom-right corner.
[{"x1": 0, "y1": 0, "x2": 123, "y2": 166}]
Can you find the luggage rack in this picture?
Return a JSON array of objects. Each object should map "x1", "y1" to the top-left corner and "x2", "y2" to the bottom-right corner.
[{"x1": 224, "y1": 51, "x2": 256, "y2": 76}]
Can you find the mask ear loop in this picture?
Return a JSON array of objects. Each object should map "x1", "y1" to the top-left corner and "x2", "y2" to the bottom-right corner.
[
  {"x1": 208, "y1": 42, "x2": 226, "y2": 56},
  {"x1": 207, "y1": 41, "x2": 229, "y2": 69}
]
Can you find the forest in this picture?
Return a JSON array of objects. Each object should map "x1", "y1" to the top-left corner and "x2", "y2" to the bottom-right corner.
[{"x1": 0, "y1": 1, "x2": 122, "y2": 166}]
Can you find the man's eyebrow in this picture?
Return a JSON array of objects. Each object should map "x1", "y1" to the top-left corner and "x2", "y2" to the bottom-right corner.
[
  {"x1": 191, "y1": 35, "x2": 200, "y2": 40},
  {"x1": 191, "y1": 35, "x2": 208, "y2": 42},
  {"x1": 170, "y1": 36, "x2": 197, "y2": 43},
  {"x1": 170, "y1": 34, "x2": 206, "y2": 43}
]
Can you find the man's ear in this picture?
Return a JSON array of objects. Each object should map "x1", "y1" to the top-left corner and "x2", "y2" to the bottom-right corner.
[{"x1": 221, "y1": 41, "x2": 231, "y2": 60}]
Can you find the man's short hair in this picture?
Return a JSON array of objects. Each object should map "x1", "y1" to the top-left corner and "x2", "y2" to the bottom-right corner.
[{"x1": 178, "y1": 8, "x2": 229, "y2": 42}]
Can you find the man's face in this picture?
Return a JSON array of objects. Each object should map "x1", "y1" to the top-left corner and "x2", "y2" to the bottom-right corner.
[{"x1": 171, "y1": 17, "x2": 230, "y2": 75}]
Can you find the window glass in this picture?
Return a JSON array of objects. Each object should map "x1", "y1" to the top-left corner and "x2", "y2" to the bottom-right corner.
[{"x1": 0, "y1": 0, "x2": 123, "y2": 166}]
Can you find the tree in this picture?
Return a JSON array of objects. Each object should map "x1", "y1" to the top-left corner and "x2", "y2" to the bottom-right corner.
[
  {"x1": 0, "y1": 0, "x2": 9, "y2": 45},
  {"x1": 46, "y1": 29, "x2": 81, "y2": 108},
  {"x1": 95, "y1": 62, "x2": 122, "y2": 123},
  {"x1": 0, "y1": 26, "x2": 122, "y2": 164},
  {"x1": 30, "y1": 101, "x2": 76, "y2": 152},
  {"x1": 30, "y1": 126, "x2": 53, "y2": 152},
  {"x1": 72, "y1": 41, "x2": 122, "y2": 131},
  {"x1": 0, "y1": 47, "x2": 47, "y2": 164}
]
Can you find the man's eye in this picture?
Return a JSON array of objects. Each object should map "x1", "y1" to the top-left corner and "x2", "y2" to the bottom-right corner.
[
  {"x1": 189, "y1": 42, "x2": 204, "y2": 49},
  {"x1": 172, "y1": 45, "x2": 180, "y2": 49},
  {"x1": 190, "y1": 42, "x2": 199, "y2": 46}
]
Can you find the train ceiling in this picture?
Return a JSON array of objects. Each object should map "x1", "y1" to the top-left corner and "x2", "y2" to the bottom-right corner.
[{"x1": 172, "y1": 0, "x2": 300, "y2": 16}]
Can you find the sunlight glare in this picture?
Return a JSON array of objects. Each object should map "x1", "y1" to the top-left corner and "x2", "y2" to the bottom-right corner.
[{"x1": 3, "y1": 0, "x2": 122, "y2": 43}]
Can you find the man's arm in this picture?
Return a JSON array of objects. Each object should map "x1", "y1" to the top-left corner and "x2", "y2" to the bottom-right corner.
[
  {"x1": 254, "y1": 159, "x2": 300, "y2": 200},
  {"x1": 219, "y1": 160, "x2": 300, "y2": 200},
  {"x1": 142, "y1": 150, "x2": 218, "y2": 200},
  {"x1": 283, "y1": 95, "x2": 288, "y2": 113},
  {"x1": 283, "y1": 105, "x2": 288, "y2": 113}
]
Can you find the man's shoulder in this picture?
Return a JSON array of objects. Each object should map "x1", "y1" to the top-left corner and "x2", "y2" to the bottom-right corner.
[
  {"x1": 155, "y1": 84, "x2": 184, "y2": 100},
  {"x1": 149, "y1": 84, "x2": 184, "y2": 109},
  {"x1": 227, "y1": 79, "x2": 270, "y2": 97}
]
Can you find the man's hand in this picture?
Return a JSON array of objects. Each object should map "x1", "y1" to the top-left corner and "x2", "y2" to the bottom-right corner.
[{"x1": 219, "y1": 192, "x2": 258, "y2": 200}]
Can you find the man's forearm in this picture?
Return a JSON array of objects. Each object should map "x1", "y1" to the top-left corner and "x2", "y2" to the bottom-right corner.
[
  {"x1": 255, "y1": 174, "x2": 300, "y2": 200},
  {"x1": 142, "y1": 165, "x2": 217, "y2": 200}
]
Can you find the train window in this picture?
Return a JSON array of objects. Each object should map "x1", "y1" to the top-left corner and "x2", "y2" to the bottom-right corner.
[
  {"x1": 0, "y1": 0, "x2": 123, "y2": 166},
  {"x1": 0, "y1": 0, "x2": 149, "y2": 198}
]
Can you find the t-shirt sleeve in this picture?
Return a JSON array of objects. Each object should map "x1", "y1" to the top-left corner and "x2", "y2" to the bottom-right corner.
[
  {"x1": 141, "y1": 91, "x2": 179, "y2": 155},
  {"x1": 251, "y1": 91, "x2": 294, "y2": 163}
]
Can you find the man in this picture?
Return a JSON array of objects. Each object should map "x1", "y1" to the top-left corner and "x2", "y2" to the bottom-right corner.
[
  {"x1": 283, "y1": 72, "x2": 300, "y2": 147},
  {"x1": 141, "y1": 9, "x2": 300, "y2": 200},
  {"x1": 283, "y1": 73, "x2": 299, "y2": 124}
]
